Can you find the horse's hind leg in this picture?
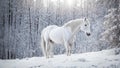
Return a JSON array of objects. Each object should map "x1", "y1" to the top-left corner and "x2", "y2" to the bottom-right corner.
[
  {"x1": 41, "y1": 36, "x2": 48, "y2": 58},
  {"x1": 43, "y1": 41, "x2": 48, "y2": 58},
  {"x1": 49, "y1": 42, "x2": 54, "y2": 58},
  {"x1": 46, "y1": 41, "x2": 50, "y2": 58}
]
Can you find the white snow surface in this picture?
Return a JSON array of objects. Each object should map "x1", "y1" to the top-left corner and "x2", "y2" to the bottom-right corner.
[{"x1": 0, "y1": 48, "x2": 120, "y2": 68}]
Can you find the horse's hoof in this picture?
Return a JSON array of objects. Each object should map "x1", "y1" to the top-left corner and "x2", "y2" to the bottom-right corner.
[
  {"x1": 50, "y1": 57, "x2": 54, "y2": 58},
  {"x1": 49, "y1": 55, "x2": 54, "y2": 58},
  {"x1": 46, "y1": 56, "x2": 49, "y2": 59}
]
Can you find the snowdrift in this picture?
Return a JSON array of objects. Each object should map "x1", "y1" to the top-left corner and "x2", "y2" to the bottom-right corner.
[{"x1": 0, "y1": 48, "x2": 120, "y2": 68}]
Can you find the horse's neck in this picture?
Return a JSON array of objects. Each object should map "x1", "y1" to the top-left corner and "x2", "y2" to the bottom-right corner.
[
  {"x1": 64, "y1": 20, "x2": 82, "y2": 36},
  {"x1": 63, "y1": 20, "x2": 82, "y2": 42},
  {"x1": 63, "y1": 19, "x2": 84, "y2": 43}
]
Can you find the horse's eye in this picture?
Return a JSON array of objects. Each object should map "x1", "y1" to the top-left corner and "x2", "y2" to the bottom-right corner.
[{"x1": 85, "y1": 24, "x2": 87, "y2": 26}]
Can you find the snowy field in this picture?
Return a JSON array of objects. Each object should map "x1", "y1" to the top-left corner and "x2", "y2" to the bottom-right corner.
[{"x1": 0, "y1": 48, "x2": 120, "y2": 68}]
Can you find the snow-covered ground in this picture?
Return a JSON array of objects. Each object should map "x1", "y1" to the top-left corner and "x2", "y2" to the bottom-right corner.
[{"x1": 0, "y1": 48, "x2": 120, "y2": 68}]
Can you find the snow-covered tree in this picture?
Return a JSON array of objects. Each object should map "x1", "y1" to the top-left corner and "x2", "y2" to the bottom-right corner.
[{"x1": 101, "y1": 0, "x2": 120, "y2": 48}]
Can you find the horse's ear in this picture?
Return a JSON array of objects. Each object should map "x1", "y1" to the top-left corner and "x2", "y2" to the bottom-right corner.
[{"x1": 84, "y1": 17, "x2": 86, "y2": 21}]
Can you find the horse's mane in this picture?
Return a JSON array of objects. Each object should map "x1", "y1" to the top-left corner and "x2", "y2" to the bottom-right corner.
[
  {"x1": 63, "y1": 20, "x2": 74, "y2": 28},
  {"x1": 63, "y1": 19, "x2": 83, "y2": 28}
]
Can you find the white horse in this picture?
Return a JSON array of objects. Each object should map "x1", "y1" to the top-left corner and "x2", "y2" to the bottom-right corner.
[{"x1": 41, "y1": 18, "x2": 91, "y2": 58}]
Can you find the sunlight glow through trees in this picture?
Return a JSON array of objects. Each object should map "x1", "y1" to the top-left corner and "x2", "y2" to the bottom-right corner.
[
  {"x1": 33, "y1": 0, "x2": 36, "y2": 2},
  {"x1": 67, "y1": 0, "x2": 73, "y2": 7},
  {"x1": 43, "y1": 0, "x2": 85, "y2": 8}
]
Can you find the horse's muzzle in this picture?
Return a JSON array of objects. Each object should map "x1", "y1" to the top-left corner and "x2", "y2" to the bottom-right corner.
[{"x1": 86, "y1": 33, "x2": 91, "y2": 36}]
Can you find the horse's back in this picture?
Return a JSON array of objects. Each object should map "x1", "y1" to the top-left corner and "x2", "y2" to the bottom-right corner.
[{"x1": 41, "y1": 25, "x2": 58, "y2": 35}]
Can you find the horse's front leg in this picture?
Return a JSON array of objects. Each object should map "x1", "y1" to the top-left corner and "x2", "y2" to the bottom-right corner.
[
  {"x1": 68, "y1": 43, "x2": 73, "y2": 56},
  {"x1": 64, "y1": 42, "x2": 69, "y2": 56},
  {"x1": 68, "y1": 36, "x2": 75, "y2": 56}
]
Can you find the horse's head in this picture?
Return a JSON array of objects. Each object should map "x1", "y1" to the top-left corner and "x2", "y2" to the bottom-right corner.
[{"x1": 80, "y1": 18, "x2": 91, "y2": 36}]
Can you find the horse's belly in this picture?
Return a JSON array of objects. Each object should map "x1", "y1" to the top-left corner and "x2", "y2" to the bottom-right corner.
[{"x1": 50, "y1": 27, "x2": 71, "y2": 44}]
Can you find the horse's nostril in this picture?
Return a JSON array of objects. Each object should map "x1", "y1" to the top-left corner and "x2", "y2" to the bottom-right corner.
[{"x1": 87, "y1": 33, "x2": 91, "y2": 36}]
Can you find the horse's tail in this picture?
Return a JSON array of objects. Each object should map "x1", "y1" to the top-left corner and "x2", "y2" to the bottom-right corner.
[{"x1": 41, "y1": 33, "x2": 46, "y2": 57}]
